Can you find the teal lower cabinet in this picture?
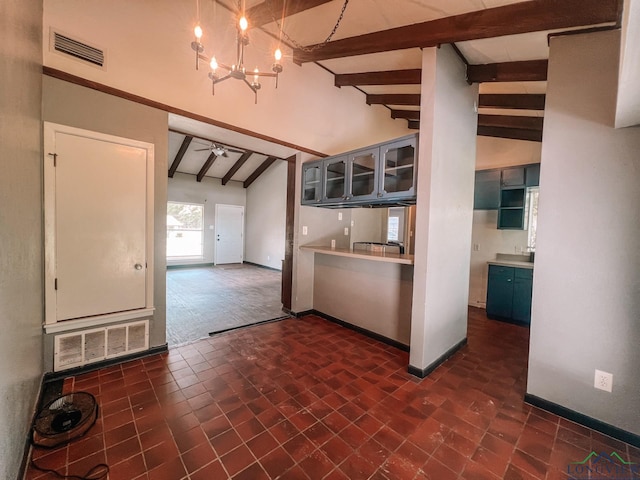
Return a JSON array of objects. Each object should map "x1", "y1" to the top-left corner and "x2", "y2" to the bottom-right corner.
[{"x1": 486, "y1": 264, "x2": 533, "y2": 325}]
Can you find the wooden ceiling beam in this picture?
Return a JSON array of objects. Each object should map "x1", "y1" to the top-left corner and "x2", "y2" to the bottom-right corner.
[
  {"x1": 168, "y1": 135, "x2": 192, "y2": 178},
  {"x1": 477, "y1": 126, "x2": 543, "y2": 142},
  {"x1": 243, "y1": 156, "x2": 278, "y2": 188},
  {"x1": 293, "y1": 0, "x2": 620, "y2": 64},
  {"x1": 334, "y1": 69, "x2": 422, "y2": 87},
  {"x1": 247, "y1": 0, "x2": 332, "y2": 28},
  {"x1": 467, "y1": 60, "x2": 548, "y2": 83},
  {"x1": 390, "y1": 110, "x2": 420, "y2": 121},
  {"x1": 366, "y1": 94, "x2": 421, "y2": 106},
  {"x1": 479, "y1": 94, "x2": 546, "y2": 110},
  {"x1": 478, "y1": 114, "x2": 543, "y2": 131},
  {"x1": 196, "y1": 152, "x2": 218, "y2": 182},
  {"x1": 222, "y1": 151, "x2": 254, "y2": 185},
  {"x1": 407, "y1": 120, "x2": 420, "y2": 130}
]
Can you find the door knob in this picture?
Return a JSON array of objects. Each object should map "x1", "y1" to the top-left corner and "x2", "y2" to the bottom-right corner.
[{"x1": 134, "y1": 263, "x2": 143, "y2": 270}]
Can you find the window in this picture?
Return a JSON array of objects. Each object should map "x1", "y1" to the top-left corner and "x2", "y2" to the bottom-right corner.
[
  {"x1": 527, "y1": 187, "x2": 540, "y2": 250},
  {"x1": 386, "y1": 207, "x2": 405, "y2": 243},
  {"x1": 387, "y1": 217, "x2": 400, "y2": 242},
  {"x1": 167, "y1": 202, "x2": 204, "y2": 258}
]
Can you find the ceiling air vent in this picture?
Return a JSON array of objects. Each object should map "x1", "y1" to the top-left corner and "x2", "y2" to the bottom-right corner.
[{"x1": 52, "y1": 31, "x2": 105, "y2": 68}]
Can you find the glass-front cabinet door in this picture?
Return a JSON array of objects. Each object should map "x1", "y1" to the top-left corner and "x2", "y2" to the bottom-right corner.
[
  {"x1": 323, "y1": 156, "x2": 347, "y2": 203},
  {"x1": 379, "y1": 137, "x2": 417, "y2": 199},
  {"x1": 348, "y1": 148, "x2": 379, "y2": 202},
  {"x1": 301, "y1": 161, "x2": 322, "y2": 204}
]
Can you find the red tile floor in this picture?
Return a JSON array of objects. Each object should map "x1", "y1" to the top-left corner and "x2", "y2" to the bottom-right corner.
[{"x1": 26, "y1": 309, "x2": 639, "y2": 479}]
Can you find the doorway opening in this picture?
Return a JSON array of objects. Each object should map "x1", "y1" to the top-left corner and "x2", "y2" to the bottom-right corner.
[{"x1": 164, "y1": 120, "x2": 296, "y2": 346}]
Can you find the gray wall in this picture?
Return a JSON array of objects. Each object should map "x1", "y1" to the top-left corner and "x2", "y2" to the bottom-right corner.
[
  {"x1": 167, "y1": 172, "x2": 246, "y2": 266},
  {"x1": 528, "y1": 30, "x2": 640, "y2": 435},
  {"x1": 0, "y1": 1, "x2": 44, "y2": 478},
  {"x1": 42, "y1": 76, "x2": 169, "y2": 366},
  {"x1": 245, "y1": 161, "x2": 287, "y2": 270}
]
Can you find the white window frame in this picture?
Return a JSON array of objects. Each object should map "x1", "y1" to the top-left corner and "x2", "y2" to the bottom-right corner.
[{"x1": 166, "y1": 201, "x2": 205, "y2": 260}]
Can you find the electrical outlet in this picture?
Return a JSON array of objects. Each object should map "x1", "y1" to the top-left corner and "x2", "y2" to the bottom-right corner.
[
  {"x1": 344, "y1": 227, "x2": 349, "y2": 235},
  {"x1": 302, "y1": 226, "x2": 308, "y2": 236},
  {"x1": 473, "y1": 243, "x2": 480, "y2": 251},
  {"x1": 338, "y1": 212, "x2": 342, "y2": 221},
  {"x1": 330, "y1": 239, "x2": 336, "y2": 248},
  {"x1": 594, "y1": 369, "x2": 613, "y2": 392}
]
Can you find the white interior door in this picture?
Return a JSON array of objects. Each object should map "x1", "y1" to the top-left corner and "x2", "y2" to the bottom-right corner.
[
  {"x1": 215, "y1": 204, "x2": 244, "y2": 265},
  {"x1": 55, "y1": 132, "x2": 148, "y2": 320}
]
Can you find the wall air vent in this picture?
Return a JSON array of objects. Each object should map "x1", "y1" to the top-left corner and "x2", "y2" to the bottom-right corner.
[
  {"x1": 52, "y1": 31, "x2": 105, "y2": 68},
  {"x1": 54, "y1": 320, "x2": 149, "y2": 371}
]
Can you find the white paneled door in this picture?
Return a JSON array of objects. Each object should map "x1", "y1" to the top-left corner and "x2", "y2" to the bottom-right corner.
[
  {"x1": 214, "y1": 204, "x2": 244, "y2": 265},
  {"x1": 54, "y1": 132, "x2": 148, "y2": 320}
]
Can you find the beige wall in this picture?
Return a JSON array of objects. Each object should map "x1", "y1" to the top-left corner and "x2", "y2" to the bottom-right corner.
[
  {"x1": 0, "y1": 1, "x2": 44, "y2": 478},
  {"x1": 245, "y1": 161, "x2": 287, "y2": 270},
  {"x1": 43, "y1": 0, "x2": 410, "y2": 156},
  {"x1": 314, "y1": 255, "x2": 413, "y2": 345},
  {"x1": 476, "y1": 136, "x2": 541, "y2": 170},
  {"x1": 42, "y1": 76, "x2": 169, "y2": 368},
  {"x1": 468, "y1": 211, "x2": 529, "y2": 307},
  {"x1": 528, "y1": 30, "x2": 640, "y2": 435}
]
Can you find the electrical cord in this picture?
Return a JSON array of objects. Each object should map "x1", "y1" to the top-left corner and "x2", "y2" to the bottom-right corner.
[{"x1": 29, "y1": 460, "x2": 109, "y2": 480}]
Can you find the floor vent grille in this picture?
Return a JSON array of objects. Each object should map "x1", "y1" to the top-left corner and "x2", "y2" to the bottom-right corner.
[
  {"x1": 52, "y1": 31, "x2": 105, "y2": 68},
  {"x1": 54, "y1": 320, "x2": 148, "y2": 371}
]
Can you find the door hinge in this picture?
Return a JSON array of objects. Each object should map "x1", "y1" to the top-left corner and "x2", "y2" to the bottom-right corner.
[
  {"x1": 48, "y1": 153, "x2": 58, "y2": 167},
  {"x1": 54, "y1": 278, "x2": 58, "y2": 290}
]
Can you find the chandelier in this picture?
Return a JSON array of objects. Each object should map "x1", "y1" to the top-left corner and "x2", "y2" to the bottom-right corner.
[
  {"x1": 190, "y1": 0, "x2": 350, "y2": 104},
  {"x1": 191, "y1": 1, "x2": 283, "y2": 104}
]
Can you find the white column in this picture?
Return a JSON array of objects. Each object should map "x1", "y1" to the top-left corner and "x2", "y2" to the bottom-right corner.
[{"x1": 409, "y1": 46, "x2": 478, "y2": 373}]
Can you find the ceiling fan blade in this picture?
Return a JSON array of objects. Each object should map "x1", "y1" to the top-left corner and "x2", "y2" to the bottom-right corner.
[{"x1": 194, "y1": 147, "x2": 211, "y2": 151}]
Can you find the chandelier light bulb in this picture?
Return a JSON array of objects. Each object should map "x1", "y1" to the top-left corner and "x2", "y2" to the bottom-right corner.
[
  {"x1": 194, "y1": 25, "x2": 203, "y2": 39},
  {"x1": 239, "y1": 16, "x2": 248, "y2": 31},
  {"x1": 210, "y1": 57, "x2": 218, "y2": 71},
  {"x1": 253, "y1": 67, "x2": 259, "y2": 83},
  {"x1": 274, "y1": 48, "x2": 282, "y2": 61}
]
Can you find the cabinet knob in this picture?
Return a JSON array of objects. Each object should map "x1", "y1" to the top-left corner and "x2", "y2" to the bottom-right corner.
[
  {"x1": 134, "y1": 263, "x2": 143, "y2": 270},
  {"x1": 507, "y1": 278, "x2": 512, "y2": 282}
]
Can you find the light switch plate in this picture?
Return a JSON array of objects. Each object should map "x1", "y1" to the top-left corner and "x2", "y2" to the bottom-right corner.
[
  {"x1": 344, "y1": 227, "x2": 349, "y2": 235},
  {"x1": 302, "y1": 226, "x2": 308, "y2": 236},
  {"x1": 338, "y1": 212, "x2": 342, "y2": 221}
]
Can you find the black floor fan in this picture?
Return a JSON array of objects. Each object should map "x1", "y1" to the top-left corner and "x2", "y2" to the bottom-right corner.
[{"x1": 31, "y1": 391, "x2": 108, "y2": 479}]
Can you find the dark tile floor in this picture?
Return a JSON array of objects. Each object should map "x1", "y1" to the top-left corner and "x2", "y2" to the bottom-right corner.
[
  {"x1": 26, "y1": 309, "x2": 639, "y2": 479},
  {"x1": 166, "y1": 264, "x2": 285, "y2": 346}
]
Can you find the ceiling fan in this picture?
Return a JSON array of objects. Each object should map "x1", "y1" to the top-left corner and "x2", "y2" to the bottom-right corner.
[{"x1": 194, "y1": 142, "x2": 244, "y2": 157}]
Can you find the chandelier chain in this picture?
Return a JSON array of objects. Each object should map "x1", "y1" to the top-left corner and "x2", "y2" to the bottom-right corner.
[{"x1": 268, "y1": 0, "x2": 349, "y2": 52}]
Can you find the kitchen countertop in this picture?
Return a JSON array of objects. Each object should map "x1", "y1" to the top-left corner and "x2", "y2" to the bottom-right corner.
[
  {"x1": 487, "y1": 259, "x2": 534, "y2": 269},
  {"x1": 300, "y1": 245, "x2": 414, "y2": 265}
]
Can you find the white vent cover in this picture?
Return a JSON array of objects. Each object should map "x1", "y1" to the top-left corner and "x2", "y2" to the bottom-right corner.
[
  {"x1": 51, "y1": 30, "x2": 105, "y2": 68},
  {"x1": 54, "y1": 320, "x2": 148, "y2": 371}
]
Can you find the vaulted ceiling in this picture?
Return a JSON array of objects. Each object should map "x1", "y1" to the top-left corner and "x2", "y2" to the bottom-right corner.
[{"x1": 169, "y1": 0, "x2": 624, "y2": 180}]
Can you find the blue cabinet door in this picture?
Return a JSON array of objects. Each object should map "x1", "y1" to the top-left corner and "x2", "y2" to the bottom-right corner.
[
  {"x1": 526, "y1": 164, "x2": 540, "y2": 187},
  {"x1": 322, "y1": 156, "x2": 348, "y2": 203},
  {"x1": 301, "y1": 161, "x2": 323, "y2": 204},
  {"x1": 379, "y1": 137, "x2": 417, "y2": 200},
  {"x1": 486, "y1": 266, "x2": 514, "y2": 319},
  {"x1": 474, "y1": 170, "x2": 500, "y2": 209},
  {"x1": 512, "y1": 269, "x2": 533, "y2": 324}
]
